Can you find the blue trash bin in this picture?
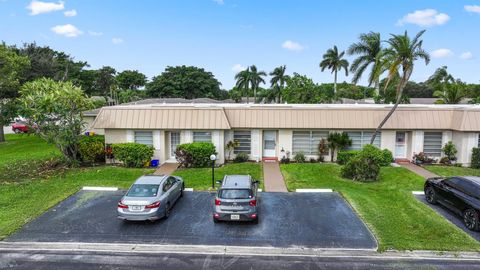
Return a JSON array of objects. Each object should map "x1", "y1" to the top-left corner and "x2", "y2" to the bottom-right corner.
[{"x1": 150, "y1": 159, "x2": 159, "y2": 167}]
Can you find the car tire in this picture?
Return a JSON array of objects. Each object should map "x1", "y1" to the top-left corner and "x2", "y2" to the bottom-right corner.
[
  {"x1": 463, "y1": 209, "x2": 480, "y2": 231},
  {"x1": 164, "y1": 203, "x2": 171, "y2": 219},
  {"x1": 252, "y1": 217, "x2": 259, "y2": 224},
  {"x1": 180, "y1": 184, "x2": 184, "y2": 198},
  {"x1": 213, "y1": 217, "x2": 219, "y2": 223},
  {"x1": 13, "y1": 128, "x2": 21, "y2": 134},
  {"x1": 425, "y1": 186, "x2": 438, "y2": 204}
]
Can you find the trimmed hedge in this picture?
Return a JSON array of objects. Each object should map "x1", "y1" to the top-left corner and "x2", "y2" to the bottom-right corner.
[
  {"x1": 337, "y1": 147, "x2": 392, "y2": 166},
  {"x1": 472, "y1": 148, "x2": 480, "y2": 169},
  {"x1": 175, "y1": 142, "x2": 216, "y2": 168},
  {"x1": 78, "y1": 135, "x2": 105, "y2": 164},
  {"x1": 111, "y1": 143, "x2": 154, "y2": 168},
  {"x1": 341, "y1": 145, "x2": 383, "y2": 182},
  {"x1": 337, "y1": 150, "x2": 360, "y2": 165}
]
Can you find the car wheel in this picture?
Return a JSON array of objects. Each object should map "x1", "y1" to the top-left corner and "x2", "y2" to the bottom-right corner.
[
  {"x1": 252, "y1": 218, "x2": 259, "y2": 224},
  {"x1": 13, "y1": 128, "x2": 21, "y2": 134},
  {"x1": 463, "y1": 209, "x2": 479, "y2": 231},
  {"x1": 425, "y1": 186, "x2": 437, "y2": 204},
  {"x1": 213, "y1": 217, "x2": 219, "y2": 223},
  {"x1": 164, "y1": 203, "x2": 171, "y2": 219},
  {"x1": 180, "y1": 184, "x2": 184, "y2": 198}
]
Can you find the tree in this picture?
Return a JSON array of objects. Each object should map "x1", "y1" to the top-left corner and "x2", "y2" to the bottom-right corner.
[
  {"x1": 0, "y1": 44, "x2": 30, "y2": 142},
  {"x1": 95, "y1": 66, "x2": 117, "y2": 101},
  {"x1": 18, "y1": 78, "x2": 93, "y2": 164},
  {"x1": 283, "y1": 73, "x2": 322, "y2": 103},
  {"x1": 370, "y1": 30, "x2": 430, "y2": 144},
  {"x1": 116, "y1": 70, "x2": 147, "y2": 90},
  {"x1": 146, "y1": 66, "x2": 221, "y2": 99},
  {"x1": 426, "y1": 66, "x2": 454, "y2": 91},
  {"x1": 319, "y1": 45, "x2": 349, "y2": 94},
  {"x1": 248, "y1": 65, "x2": 266, "y2": 103},
  {"x1": 225, "y1": 140, "x2": 240, "y2": 161},
  {"x1": 348, "y1": 32, "x2": 384, "y2": 95},
  {"x1": 434, "y1": 80, "x2": 466, "y2": 104},
  {"x1": 327, "y1": 132, "x2": 352, "y2": 162},
  {"x1": 270, "y1": 65, "x2": 288, "y2": 103},
  {"x1": 235, "y1": 68, "x2": 251, "y2": 103}
]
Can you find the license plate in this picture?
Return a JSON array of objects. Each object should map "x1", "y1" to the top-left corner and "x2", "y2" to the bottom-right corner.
[
  {"x1": 131, "y1": 206, "x2": 142, "y2": 211},
  {"x1": 230, "y1": 214, "x2": 240, "y2": 220}
]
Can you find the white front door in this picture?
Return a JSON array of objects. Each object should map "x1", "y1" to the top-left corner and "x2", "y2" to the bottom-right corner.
[
  {"x1": 263, "y1": 130, "x2": 276, "y2": 157},
  {"x1": 170, "y1": 132, "x2": 180, "y2": 158},
  {"x1": 395, "y1": 132, "x2": 407, "y2": 158}
]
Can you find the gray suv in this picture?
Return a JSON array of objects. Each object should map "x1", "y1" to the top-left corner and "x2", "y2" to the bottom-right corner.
[{"x1": 213, "y1": 175, "x2": 259, "y2": 224}]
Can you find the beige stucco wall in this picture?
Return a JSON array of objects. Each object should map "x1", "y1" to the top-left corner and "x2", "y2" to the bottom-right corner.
[
  {"x1": 105, "y1": 129, "x2": 127, "y2": 144},
  {"x1": 83, "y1": 116, "x2": 104, "y2": 135},
  {"x1": 452, "y1": 131, "x2": 478, "y2": 166},
  {"x1": 278, "y1": 129, "x2": 293, "y2": 160},
  {"x1": 380, "y1": 130, "x2": 396, "y2": 155}
]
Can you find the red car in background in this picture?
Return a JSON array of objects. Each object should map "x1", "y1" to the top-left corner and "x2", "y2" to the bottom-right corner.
[{"x1": 11, "y1": 122, "x2": 30, "y2": 133}]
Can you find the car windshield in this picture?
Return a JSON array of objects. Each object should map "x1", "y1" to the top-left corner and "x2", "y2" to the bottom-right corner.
[
  {"x1": 219, "y1": 189, "x2": 252, "y2": 199},
  {"x1": 126, "y1": 184, "x2": 159, "y2": 197}
]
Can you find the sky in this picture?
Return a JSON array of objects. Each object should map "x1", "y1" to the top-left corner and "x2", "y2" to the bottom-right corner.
[{"x1": 0, "y1": 0, "x2": 479, "y2": 89}]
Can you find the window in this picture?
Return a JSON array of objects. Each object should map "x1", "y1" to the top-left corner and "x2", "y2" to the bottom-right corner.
[
  {"x1": 126, "y1": 184, "x2": 159, "y2": 197},
  {"x1": 193, "y1": 131, "x2": 212, "y2": 142},
  {"x1": 134, "y1": 131, "x2": 153, "y2": 146},
  {"x1": 346, "y1": 131, "x2": 381, "y2": 150},
  {"x1": 423, "y1": 132, "x2": 442, "y2": 157},
  {"x1": 292, "y1": 131, "x2": 328, "y2": 155},
  {"x1": 234, "y1": 130, "x2": 251, "y2": 154}
]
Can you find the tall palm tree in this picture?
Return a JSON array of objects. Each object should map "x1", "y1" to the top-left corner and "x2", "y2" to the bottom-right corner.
[
  {"x1": 370, "y1": 30, "x2": 430, "y2": 144},
  {"x1": 234, "y1": 67, "x2": 251, "y2": 103},
  {"x1": 248, "y1": 65, "x2": 266, "y2": 103},
  {"x1": 434, "y1": 80, "x2": 465, "y2": 104},
  {"x1": 347, "y1": 32, "x2": 384, "y2": 95},
  {"x1": 269, "y1": 65, "x2": 288, "y2": 103},
  {"x1": 319, "y1": 45, "x2": 349, "y2": 94}
]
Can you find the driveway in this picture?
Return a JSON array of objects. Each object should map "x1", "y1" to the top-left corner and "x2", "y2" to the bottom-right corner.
[
  {"x1": 415, "y1": 194, "x2": 480, "y2": 241},
  {"x1": 6, "y1": 190, "x2": 377, "y2": 249}
]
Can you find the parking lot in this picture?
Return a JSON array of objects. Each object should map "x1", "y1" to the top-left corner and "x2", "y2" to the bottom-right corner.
[{"x1": 7, "y1": 190, "x2": 377, "y2": 249}]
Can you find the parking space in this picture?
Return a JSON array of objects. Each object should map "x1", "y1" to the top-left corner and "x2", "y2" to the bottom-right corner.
[
  {"x1": 7, "y1": 190, "x2": 377, "y2": 249},
  {"x1": 415, "y1": 195, "x2": 480, "y2": 241}
]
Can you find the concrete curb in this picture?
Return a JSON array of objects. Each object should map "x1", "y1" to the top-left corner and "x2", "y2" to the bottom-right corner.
[
  {"x1": 412, "y1": 191, "x2": 425, "y2": 195},
  {"x1": 184, "y1": 188, "x2": 194, "y2": 192},
  {"x1": 296, "y1": 189, "x2": 333, "y2": 193},
  {"x1": 1, "y1": 242, "x2": 480, "y2": 261},
  {"x1": 82, "y1": 187, "x2": 118, "y2": 191}
]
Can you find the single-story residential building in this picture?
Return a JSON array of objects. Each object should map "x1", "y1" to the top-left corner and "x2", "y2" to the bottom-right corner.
[{"x1": 90, "y1": 103, "x2": 480, "y2": 166}]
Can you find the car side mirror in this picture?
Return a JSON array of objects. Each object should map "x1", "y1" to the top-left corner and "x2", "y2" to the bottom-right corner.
[
  {"x1": 253, "y1": 180, "x2": 259, "y2": 184},
  {"x1": 216, "y1": 180, "x2": 222, "y2": 185}
]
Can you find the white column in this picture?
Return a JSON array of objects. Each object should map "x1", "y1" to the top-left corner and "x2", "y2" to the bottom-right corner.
[
  {"x1": 278, "y1": 129, "x2": 292, "y2": 159},
  {"x1": 380, "y1": 130, "x2": 396, "y2": 153},
  {"x1": 212, "y1": 130, "x2": 224, "y2": 164},
  {"x1": 411, "y1": 130, "x2": 424, "y2": 154},
  {"x1": 126, "y1": 130, "x2": 134, "y2": 143},
  {"x1": 442, "y1": 131, "x2": 452, "y2": 145},
  {"x1": 181, "y1": 130, "x2": 192, "y2": 143},
  {"x1": 251, "y1": 129, "x2": 261, "y2": 162}
]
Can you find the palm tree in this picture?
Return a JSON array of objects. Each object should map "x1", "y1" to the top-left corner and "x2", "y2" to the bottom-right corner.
[
  {"x1": 270, "y1": 65, "x2": 288, "y2": 103},
  {"x1": 248, "y1": 65, "x2": 266, "y2": 103},
  {"x1": 327, "y1": 132, "x2": 352, "y2": 162},
  {"x1": 347, "y1": 32, "x2": 384, "y2": 95},
  {"x1": 319, "y1": 45, "x2": 349, "y2": 94},
  {"x1": 370, "y1": 30, "x2": 430, "y2": 144},
  {"x1": 434, "y1": 80, "x2": 465, "y2": 104},
  {"x1": 234, "y1": 67, "x2": 251, "y2": 103}
]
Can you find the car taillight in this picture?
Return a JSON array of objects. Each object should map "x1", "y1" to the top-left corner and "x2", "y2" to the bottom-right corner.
[
  {"x1": 249, "y1": 200, "x2": 257, "y2": 206},
  {"x1": 145, "y1": 201, "x2": 161, "y2": 209},
  {"x1": 117, "y1": 202, "x2": 128, "y2": 209},
  {"x1": 215, "y1": 199, "x2": 221, "y2": 206}
]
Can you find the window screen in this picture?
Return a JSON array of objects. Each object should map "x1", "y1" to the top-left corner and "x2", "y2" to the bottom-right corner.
[
  {"x1": 233, "y1": 130, "x2": 251, "y2": 154},
  {"x1": 292, "y1": 131, "x2": 328, "y2": 155},
  {"x1": 346, "y1": 131, "x2": 381, "y2": 150},
  {"x1": 423, "y1": 132, "x2": 442, "y2": 157},
  {"x1": 134, "y1": 131, "x2": 153, "y2": 146},
  {"x1": 193, "y1": 131, "x2": 212, "y2": 142}
]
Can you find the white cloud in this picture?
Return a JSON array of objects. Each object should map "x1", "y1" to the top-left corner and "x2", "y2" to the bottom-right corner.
[
  {"x1": 88, "y1": 30, "x2": 103, "y2": 36},
  {"x1": 282, "y1": 40, "x2": 304, "y2": 51},
  {"x1": 112, "y1": 38, "x2": 124, "y2": 44},
  {"x1": 51, "y1": 24, "x2": 82, "y2": 37},
  {"x1": 64, "y1": 9, "x2": 77, "y2": 17},
  {"x1": 397, "y1": 9, "x2": 450, "y2": 27},
  {"x1": 213, "y1": 0, "x2": 224, "y2": 4},
  {"x1": 460, "y1": 52, "x2": 473, "y2": 60},
  {"x1": 27, "y1": 0, "x2": 64, "y2": 15},
  {"x1": 231, "y1": 64, "x2": 246, "y2": 73},
  {"x1": 431, "y1": 48, "x2": 453, "y2": 58},
  {"x1": 465, "y1": 5, "x2": 480, "y2": 13}
]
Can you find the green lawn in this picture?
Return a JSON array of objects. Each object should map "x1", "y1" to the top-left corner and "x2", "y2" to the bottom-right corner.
[
  {"x1": 0, "y1": 134, "x2": 60, "y2": 166},
  {"x1": 424, "y1": 165, "x2": 480, "y2": 177},
  {"x1": 281, "y1": 163, "x2": 480, "y2": 252},
  {"x1": 0, "y1": 166, "x2": 153, "y2": 239},
  {"x1": 173, "y1": 162, "x2": 263, "y2": 190}
]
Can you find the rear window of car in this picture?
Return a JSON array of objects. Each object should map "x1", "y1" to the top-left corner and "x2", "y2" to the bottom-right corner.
[
  {"x1": 126, "y1": 184, "x2": 159, "y2": 197},
  {"x1": 218, "y1": 189, "x2": 252, "y2": 199}
]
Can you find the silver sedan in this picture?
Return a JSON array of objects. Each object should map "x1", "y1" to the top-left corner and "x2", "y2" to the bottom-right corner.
[{"x1": 117, "y1": 174, "x2": 184, "y2": 221}]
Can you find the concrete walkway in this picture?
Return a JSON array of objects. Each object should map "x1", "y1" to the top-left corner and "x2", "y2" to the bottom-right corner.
[
  {"x1": 398, "y1": 162, "x2": 439, "y2": 179},
  {"x1": 262, "y1": 161, "x2": 288, "y2": 192},
  {"x1": 153, "y1": 163, "x2": 179, "y2": 175}
]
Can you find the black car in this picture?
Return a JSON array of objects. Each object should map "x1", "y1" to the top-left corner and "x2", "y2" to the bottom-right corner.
[{"x1": 424, "y1": 176, "x2": 480, "y2": 231}]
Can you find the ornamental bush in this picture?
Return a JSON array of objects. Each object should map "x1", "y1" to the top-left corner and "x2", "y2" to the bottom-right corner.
[
  {"x1": 234, "y1": 152, "x2": 249, "y2": 163},
  {"x1": 341, "y1": 144, "x2": 386, "y2": 182},
  {"x1": 336, "y1": 150, "x2": 360, "y2": 165},
  {"x1": 293, "y1": 152, "x2": 307, "y2": 163},
  {"x1": 472, "y1": 148, "x2": 480, "y2": 169},
  {"x1": 381, "y1": 149, "x2": 394, "y2": 166},
  {"x1": 175, "y1": 142, "x2": 216, "y2": 168},
  {"x1": 78, "y1": 135, "x2": 105, "y2": 164},
  {"x1": 111, "y1": 143, "x2": 154, "y2": 168}
]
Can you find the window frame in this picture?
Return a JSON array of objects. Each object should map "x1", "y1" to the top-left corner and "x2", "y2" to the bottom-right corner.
[
  {"x1": 193, "y1": 131, "x2": 212, "y2": 143},
  {"x1": 134, "y1": 130, "x2": 153, "y2": 146},
  {"x1": 423, "y1": 131, "x2": 443, "y2": 157},
  {"x1": 345, "y1": 131, "x2": 381, "y2": 150},
  {"x1": 233, "y1": 130, "x2": 251, "y2": 155},
  {"x1": 292, "y1": 130, "x2": 329, "y2": 155}
]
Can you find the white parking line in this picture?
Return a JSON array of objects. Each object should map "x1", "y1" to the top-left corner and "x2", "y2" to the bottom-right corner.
[
  {"x1": 412, "y1": 191, "x2": 425, "y2": 195},
  {"x1": 184, "y1": 188, "x2": 194, "y2": 192},
  {"x1": 296, "y1": 189, "x2": 333, "y2": 193},
  {"x1": 258, "y1": 189, "x2": 262, "y2": 192},
  {"x1": 82, "y1": 187, "x2": 118, "y2": 191}
]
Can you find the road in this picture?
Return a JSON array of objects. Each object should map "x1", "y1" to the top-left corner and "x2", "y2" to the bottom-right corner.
[{"x1": 1, "y1": 249, "x2": 479, "y2": 270}]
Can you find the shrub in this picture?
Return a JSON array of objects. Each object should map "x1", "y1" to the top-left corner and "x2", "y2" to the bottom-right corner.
[
  {"x1": 78, "y1": 135, "x2": 105, "y2": 164},
  {"x1": 472, "y1": 148, "x2": 480, "y2": 169},
  {"x1": 175, "y1": 142, "x2": 216, "y2": 168},
  {"x1": 309, "y1": 157, "x2": 317, "y2": 163},
  {"x1": 280, "y1": 157, "x2": 290, "y2": 164},
  {"x1": 112, "y1": 143, "x2": 154, "y2": 168},
  {"x1": 337, "y1": 150, "x2": 360, "y2": 165},
  {"x1": 439, "y1": 156, "x2": 450, "y2": 165},
  {"x1": 317, "y1": 155, "x2": 325, "y2": 162},
  {"x1": 293, "y1": 152, "x2": 306, "y2": 163},
  {"x1": 413, "y1": 152, "x2": 436, "y2": 165},
  {"x1": 442, "y1": 141, "x2": 457, "y2": 162},
  {"x1": 341, "y1": 145, "x2": 383, "y2": 182},
  {"x1": 381, "y1": 149, "x2": 394, "y2": 166},
  {"x1": 234, "y1": 152, "x2": 249, "y2": 163}
]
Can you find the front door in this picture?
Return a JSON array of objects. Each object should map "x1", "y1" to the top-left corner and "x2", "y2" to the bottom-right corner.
[
  {"x1": 170, "y1": 132, "x2": 180, "y2": 158},
  {"x1": 395, "y1": 132, "x2": 406, "y2": 158},
  {"x1": 263, "y1": 130, "x2": 276, "y2": 157}
]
